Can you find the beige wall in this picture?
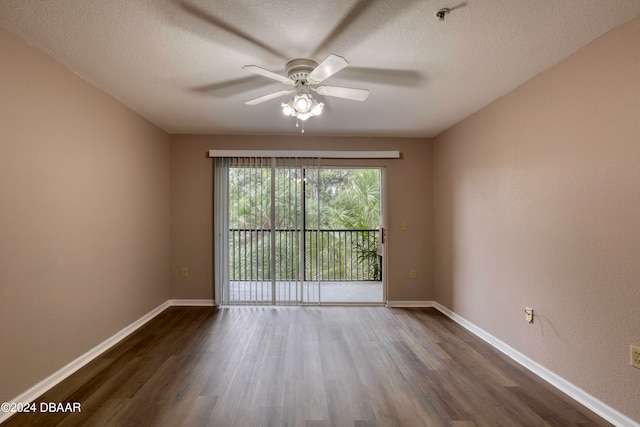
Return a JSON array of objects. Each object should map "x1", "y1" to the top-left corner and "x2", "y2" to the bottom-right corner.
[
  {"x1": 433, "y1": 15, "x2": 640, "y2": 422},
  {"x1": 0, "y1": 28, "x2": 171, "y2": 401},
  {"x1": 170, "y1": 135, "x2": 433, "y2": 302}
]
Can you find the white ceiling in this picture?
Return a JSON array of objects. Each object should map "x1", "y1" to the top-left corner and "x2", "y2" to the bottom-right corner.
[{"x1": 1, "y1": 0, "x2": 639, "y2": 137}]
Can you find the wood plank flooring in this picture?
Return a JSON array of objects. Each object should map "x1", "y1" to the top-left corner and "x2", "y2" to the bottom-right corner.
[{"x1": 1, "y1": 307, "x2": 612, "y2": 426}]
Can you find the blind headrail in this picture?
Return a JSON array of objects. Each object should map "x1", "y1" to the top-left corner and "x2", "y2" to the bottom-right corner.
[{"x1": 208, "y1": 150, "x2": 400, "y2": 159}]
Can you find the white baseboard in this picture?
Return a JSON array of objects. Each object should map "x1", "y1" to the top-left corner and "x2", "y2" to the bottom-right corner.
[
  {"x1": 431, "y1": 302, "x2": 638, "y2": 427},
  {"x1": 386, "y1": 300, "x2": 435, "y2": 307},
  {"x1": 168, "y1": 299, "x2": 217, "y2": 306}
]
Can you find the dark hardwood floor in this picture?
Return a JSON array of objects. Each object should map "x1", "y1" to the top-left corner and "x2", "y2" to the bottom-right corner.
[{"x1": 2, "y1": 306, "x2": 612, "y2": 426}]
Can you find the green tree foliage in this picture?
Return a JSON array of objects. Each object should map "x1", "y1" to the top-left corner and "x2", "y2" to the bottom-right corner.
[
  {"x1": 324, "y1": 169, "x2": 380, "y2": 230},
  {"x1": 228, "y1": 165, "x2": 382, "y2": 281}
]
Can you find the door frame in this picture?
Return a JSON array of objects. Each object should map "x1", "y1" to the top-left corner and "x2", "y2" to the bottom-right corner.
[{"x1": 211, "y1": 151, "x2": 397, "y2": 306}]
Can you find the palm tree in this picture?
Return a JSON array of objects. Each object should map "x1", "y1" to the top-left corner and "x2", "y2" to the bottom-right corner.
[{"x1": 310, "y1": 169, "x2": 382, "y2": 280}]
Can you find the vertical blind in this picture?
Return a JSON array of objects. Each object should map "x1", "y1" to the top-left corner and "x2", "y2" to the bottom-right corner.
[{"x1": 214, "y1": 156, "x2": 322, "y2": 305}]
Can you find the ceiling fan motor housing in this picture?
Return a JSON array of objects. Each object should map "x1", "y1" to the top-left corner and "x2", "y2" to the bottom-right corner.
[{"x1": 286, "y1": 59, "x2": 318, "y2": 84}]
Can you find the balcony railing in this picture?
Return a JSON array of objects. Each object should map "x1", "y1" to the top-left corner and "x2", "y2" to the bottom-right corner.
[{"x1": 229, "y1": 229, "x2": 380, "y2": 282}]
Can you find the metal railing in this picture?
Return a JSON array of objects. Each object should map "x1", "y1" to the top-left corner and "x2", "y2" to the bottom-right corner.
[{"x1": 229, "y1": 229, "x2": 380, "y2": 281}]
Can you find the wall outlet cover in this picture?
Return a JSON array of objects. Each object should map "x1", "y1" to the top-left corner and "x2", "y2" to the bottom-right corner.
[
  {"x1": 524, "y1": 307, "x2": 534, "y2": 323},
  {"x1": 631, "y1": 345, "x2": 640, "y2": 369}
]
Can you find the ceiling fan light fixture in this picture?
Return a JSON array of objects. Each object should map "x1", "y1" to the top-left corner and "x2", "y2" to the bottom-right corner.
[
  {"x1": 281, "y1": 93, "x2": 323, "y2": 121},
  {"x1": 281, "y1": 102, "x2": 294, "y2": 116},
  {"x1": 297, "y1": 111, "x2": 312, "y2": 121},
  {"x1": 311, "y1": 102, "x2": 324, "y2": 117},
  {"x1": 293, "y1": 94, "x2": 311, "y2": 112}
]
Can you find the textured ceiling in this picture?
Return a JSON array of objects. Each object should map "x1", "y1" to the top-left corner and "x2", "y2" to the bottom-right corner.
[{"x1": 1, "y1": 0, "x2": 639, "y2": 137}]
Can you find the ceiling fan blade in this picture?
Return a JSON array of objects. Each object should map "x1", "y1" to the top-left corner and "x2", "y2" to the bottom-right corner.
[
  {"x1": 308, "y1": 54, "x2": 349, "y2": 84},
  {"x1": 191, "y1": 76, "x2": 269, "y2": 98},
  {"x1": 177, "y1": 1, "x2": 288, "y2": 60},
  {"x1": 314, "y1": 86, "x2": 369, "y2": 101},
  {"x1": 310, "y1": 0, "x2": 420, "y2": 58},
  {"x1": 245, "y1": 89, "x2": 295, "y2": 106},
  {"x1": 243, "y1": 65, "x2": 293, "y2": 85},
  {"x1": 336, "y1": 67, "x2": 423, "y2": 88},
  {"x1": 310, "y1": 0, "x2": 376, "y2": 58}
]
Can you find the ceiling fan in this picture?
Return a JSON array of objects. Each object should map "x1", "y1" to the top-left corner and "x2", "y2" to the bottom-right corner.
[{"x1": 243, "y1": 54, "x2": 369, "y2": 124}]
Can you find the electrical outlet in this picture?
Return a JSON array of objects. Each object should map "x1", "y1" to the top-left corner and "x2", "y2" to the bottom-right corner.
[
  {"x1": 409, "y1": 269, "x2": 417, "y2": 279},
  {"x1": 631, "y1": 345, "x2": 640, "y2": 369},
  {"x1": 524, "y1": 307, "x2": 534, "y2": 324},
  {"x1": 181, "y1": 267, "x2": 188, "y2": 278}
]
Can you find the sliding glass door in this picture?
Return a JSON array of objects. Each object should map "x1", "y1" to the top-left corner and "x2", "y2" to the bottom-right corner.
[
  {"x1": 215, "y1": 157, "x2": 384, "y2": 305},
  {"x1": 303, "y1": 168, "x2": 383, "y2": 303}
]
